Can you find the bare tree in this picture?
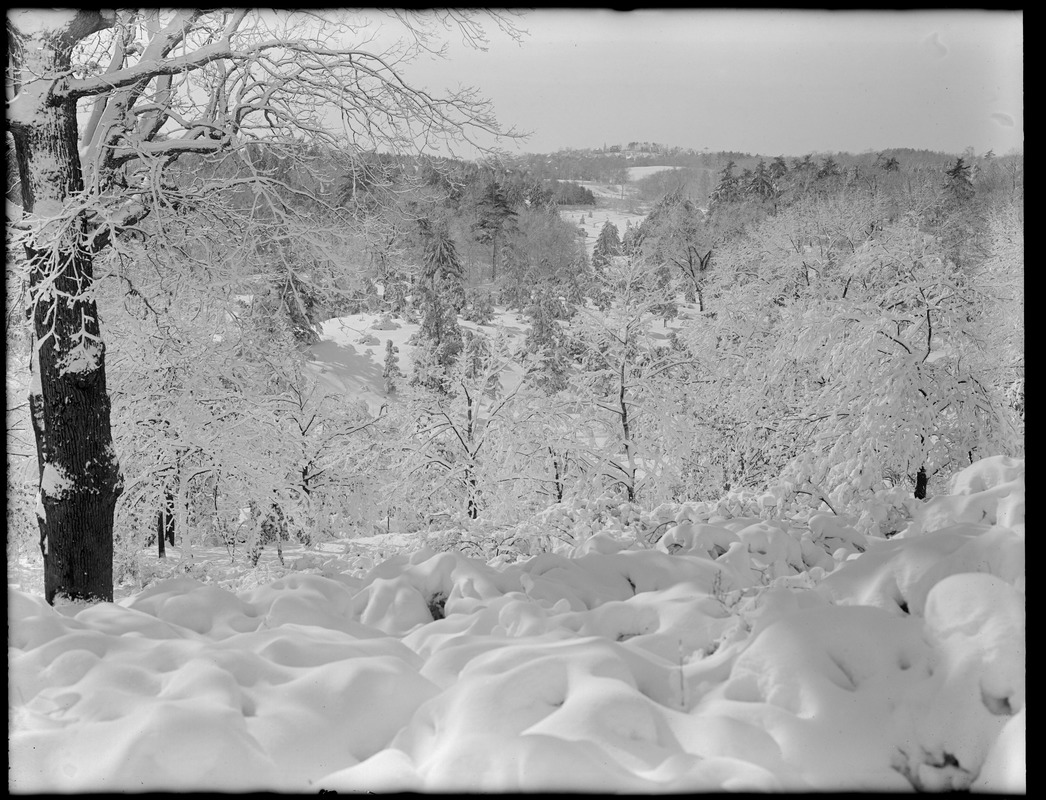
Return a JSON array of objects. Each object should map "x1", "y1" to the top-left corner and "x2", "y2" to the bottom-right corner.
[{"x1": 6, "y1": 8, "x2": 522, "y2": 604}]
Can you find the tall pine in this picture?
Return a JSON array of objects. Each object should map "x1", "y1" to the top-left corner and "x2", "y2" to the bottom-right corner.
[
  {"x1": 412, "y1": 217, "x2": 464, "y2": 392},
  {"x1": 472, "y1": 176, "x2": 518, "y2": 283},
  {"x1": 591, "y1": 220, "x2": 621, "y2": 274}
]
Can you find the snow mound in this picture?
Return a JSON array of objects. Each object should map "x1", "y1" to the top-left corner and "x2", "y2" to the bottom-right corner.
[
  {"x1": 905, "y1": 455, "x2": 1025, "y2": 537},
  {"x1": 9, "y1": 457, "x2": 1025, "y2": 792}
]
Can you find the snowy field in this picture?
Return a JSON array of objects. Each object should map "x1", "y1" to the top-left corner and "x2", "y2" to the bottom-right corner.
[
  {"x1": 568, "y1": 166, "x2": 687, "y2": 254},
  {"x1": 627, "y1": 164, "x2": 685, "y2": 182},
  {"x1": 563, "y1": 199, "x2": 648, "y2": 257},
  {"x1": 306, "y1": 308, "x2": 531, "y2": 416},
  {"x1": 9, "y1": 453, "x2": 1025, "y2": 792}
]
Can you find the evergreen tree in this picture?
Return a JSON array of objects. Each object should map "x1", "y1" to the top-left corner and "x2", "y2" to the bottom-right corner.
[
  {"x1": 524, "y1": 289, "x2": 572, "y2": 394},
  {"x1": 411, "y1": 244, "x2": 464, "y2": 394},
  {"x1": 473, "y1": 176, "x2": 518, "y2": 283},
  {"x1": 636, "y1": 190, "x2": 711, "y2": 310},
  {"x1": 621, "y1": 220, "x2": 643, "y2": 261},
  {"x1": 462, "y1": 289, "x2": 496, "y2": 324},
  {"x1": 938, "y1": 157, "x2": 985, "y2": 270},
  {"x1": 944, "y1": 157, "x2": 975, "y2": 206},
  {"x1": 591, "y1": 220, "x2": 622, "y2": 273},
  {"x1": 411, "y1": 288, "x2": 463, "y2": 394},
  {"x1": 709, "y1": 160, "x2": 740, "y2": 211},
  {"x1": 420, "y1": 217, "x2": 465, "y2": 313},
  {"x1": 792, "y1": 154, "x2": 816, "y2": 172},
  {"x1": 748, "y1": 159, "x2": 778, "y2": 200},
  {"x1": 383, "y1": 339, "x2": 402, "y2": 394},
  {"x1": 873, "y1": 152, "x2": 902, "y2": 174},
  {"x1": 770, "y1": 155, "x2": 789, "y2": 181},
  {"x1": 817, "y1": 155, "x2": 841, "y2": 180},
  {"x1": 461, "y1": 328, "x2": 500, "y2": 399}
]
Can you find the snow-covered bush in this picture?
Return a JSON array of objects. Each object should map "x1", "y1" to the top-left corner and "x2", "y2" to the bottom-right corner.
[{"x1": 461, "y1": 291, "x2": 496, "y2": 324}]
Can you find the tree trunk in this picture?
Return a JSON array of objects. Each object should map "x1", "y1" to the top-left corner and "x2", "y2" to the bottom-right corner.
[
  {"x1": 24, "y1": 235, "x2": 122, "y2": 606},
  {"x1": 157, "y1": 487, "x2": 176, "y2": 558},
  {"x1": 11, "y1": 12, "x2": 122, "y2": 604},
  {"x1": 466, "y1": 470, "x2": 479, "y2": 520},
  {"x1": 157, "y1": 508, "x2": 166, "y2": 559},
  {"x1": 914, "y1": 466, "x2": 928, "y2": 500},
  {"x1": 618, "y1": 359, "x2": 636, "y2": 503},
  {"x1": 491, "y1": 233, "x2": 498, "y2": 283},
  {"x1": 550, "y1": 447, "x2": 564, "y2": 503}
]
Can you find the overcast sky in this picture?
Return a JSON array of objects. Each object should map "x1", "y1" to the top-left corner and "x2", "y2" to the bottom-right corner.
[{"x1": 400, "y1": 9, "x2": 1023, "y2": 158}]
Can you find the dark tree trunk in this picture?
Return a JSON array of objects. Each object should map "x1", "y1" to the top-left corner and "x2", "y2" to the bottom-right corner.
[
  {"x1": 10, "y1": 12, "x2": 122, "y2": 604},
  {"x1": 25, "y1": 237, "x2": 122, "y2": 605},
  {"x1": 914, "y1": 466, "x2": 928, "y2": 500},
  {"x1": 466, "y1": 472, "x2": 479, "y2": 520},
  {"x1": 24, "y1": 206, "x2": 122, "y2": 606},
  {"x1": 156, "y1": 487, "x2": 176, "y2": 558},
  {"x1": 157, "y1": 511, "x2": 166, "y2": 559},
  {"x1": 617, "y1": 356, "x2": 637, "y2": 504},
  {"x1": 491, "y1": 234, "x2": 498, "y2": 283},
  {"x1": 549, "y1": 447, "x2": 564, "y2": 503}
]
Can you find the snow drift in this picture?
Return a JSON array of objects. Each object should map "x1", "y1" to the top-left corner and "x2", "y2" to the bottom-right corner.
[{"x1": 8, "y1": 456, "x2": 1025, "y2": 792}]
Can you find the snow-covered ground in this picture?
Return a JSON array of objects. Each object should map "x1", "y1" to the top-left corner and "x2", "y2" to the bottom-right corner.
[
  {"x1": 564, "y1": 203, "x2": 649, "y2": 257},
  {"x1": 9, "y1": 454, "x2": 1025, "y2": 792},
  {"x1": 8, "y1": 293, "x2": 1024, "y2": 793},
  {"x1": 627, "y1": 164, "x2": 685, "y2": 182},
  {"x1": 306, "y1": 308, "x2": 531, "y2": 415},
  {"x1": 568, "y1": 166, "x2": 684, "y2": 254}
]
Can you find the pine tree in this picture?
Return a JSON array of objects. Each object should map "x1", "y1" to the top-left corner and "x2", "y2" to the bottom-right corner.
[
  {"x1": 591, "y1": 220, "x2": 621, "y2": 273},
  {"x1": 770, "y1": 155, "x2": 789, "y2": 180},
  {"x1": 938, "y1": 157, "x2": 984, "y2": 270},
  {"x1": 462, "y1": 289, "x2": 496, "y2": 324},
  {"x1": 461, "y1": 328, "x2": 500, "y2": 398},
  {"x1": 817, "y1": 155, "x2": 841, "y2": 180},
  {"x1": 418, "y1": 280, "x2": 463, "y2": 360},
  {"x1": 383, "y1": 339, "x2": 402, "y2": 394},
  {"x1": 410, "y1": 300, "x2": 463, "y2": 393},
  {"x1": 748, "y1": 159, "x2": 778, "y2": 200},
  {"x1": 621, "y1": 220, "x2": 643, "y2": 261},
  {"x1": 420, "y1": 218, "x2": 465, "y2": 313},
  {"x1": 411, "y1": 220, "x2": 464, "y2": 396},
  {"x1": 709, "y1": 160, "x2": 740, "y2": 211},
  {"x1": 878, "y1": 155, "x2": 900, "y2": 172},
  {"x1": 944, "y1": 157, "x2": 975, "y2": 206},
  {"x1": 524, "y1": 289, "x2": 571, "y2": 394},
  {"x1": 473, "y1": 176, "x2": 518, "y2": 283}
]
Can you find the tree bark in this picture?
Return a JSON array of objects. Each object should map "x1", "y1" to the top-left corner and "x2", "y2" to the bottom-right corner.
[
  {"x1": 157, "y1": 486, "x2": 176, "y2": 558},
  {"x1": 618, "y1": 358, "x2": 636, "y2": 503},
  {"x1": 914, "y1": 466, "x2": 928, "y2": 500},
  {"x1": 10, "y1": 12, "x2": 122, "y2": 604}
]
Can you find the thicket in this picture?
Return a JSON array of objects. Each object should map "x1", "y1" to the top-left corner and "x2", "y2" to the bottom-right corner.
[{"x1": 7, "y1": 139, "x2": 1023, "y2": 584}]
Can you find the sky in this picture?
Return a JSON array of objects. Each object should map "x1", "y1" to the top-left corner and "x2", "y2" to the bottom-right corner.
[{"x1": 397, "y1": 9, "x2": 1023, "y2": 158}]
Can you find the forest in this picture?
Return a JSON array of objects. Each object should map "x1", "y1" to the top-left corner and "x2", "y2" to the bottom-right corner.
[
  {"x1": 8, "y1": 119, "x2": 1023, "y2": 594},
  {"x1": 7, "y1": 9, "x2": 1024, "y2": 793}
]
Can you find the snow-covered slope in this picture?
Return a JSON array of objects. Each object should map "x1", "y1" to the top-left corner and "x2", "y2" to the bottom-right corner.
[
  {"x1": 9, "y1": 456, "x2": 1025, "y2": 792},
  {"x1": 305, "y1": 308, "x2": 531, "y2": 415}
]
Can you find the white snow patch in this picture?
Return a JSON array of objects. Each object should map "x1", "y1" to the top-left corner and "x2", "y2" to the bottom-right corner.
[
  {"x1": 626, "y1": 165, "x2": 685, "y2": 181},
  {"x1": 58, "y1": 340, "x2": 102, "y2": 377},
  {"x1": 41, "y1": 463, "x2": 75, "y2": 499}
]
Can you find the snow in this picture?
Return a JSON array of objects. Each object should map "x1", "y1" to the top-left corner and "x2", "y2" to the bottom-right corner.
[
  {"x1": 306, "y1": 309, "x2": 531, "y2": 414},
  {"x1": 627, "y1": 165, "x2": 685, "y2": 181},
  {"x1": 58, "y1": 340, "x2": 102, "y2": 377},
  {"x1": 40, "y1": 462, "x2": 75, "y2": 498},
  {"x1": 8, "y1": 456, "x2": 1025, "y2": 792},
  {"x1": 565, "y1": 204, "x2": 649, "y2": 258}
]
